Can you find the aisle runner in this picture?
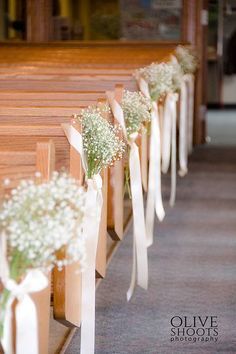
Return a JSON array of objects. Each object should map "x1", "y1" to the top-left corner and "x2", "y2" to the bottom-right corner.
[
  {"x1": 62, "y1": 124, "x2": 103, "y2": 354},
  {"x1": 106, "y1": 91, "x2": 148, "y2": 301}
]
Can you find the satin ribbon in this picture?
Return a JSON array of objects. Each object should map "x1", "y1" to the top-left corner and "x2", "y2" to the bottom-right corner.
[
  {"x1": 141, "y1": 127, "x2": 148, "y2": 192},
  {"x1": 1, "y1": 269, "x2": 48, "y2": 354},
  {"x1": 184, "y1": 74, "x2": 195, "y2": 154},
  {"x1": 62, "y1": 123, "x2": 103, "y2": 354},
  {"x1": 162, "y1": 92, "x2": 178, "y2": 206},
  {"x1": 80, "y1": 174, "x2": 103, "y2": 354},
  {"x1": 137, "y1": 77, "x2": 165, "y2": 247},
  {"x1": 106, "y1": 92, "x2": 148, "y2": 301},
  {"x1": 179, "y1": 79, "x2": 188, "y2": 177}
]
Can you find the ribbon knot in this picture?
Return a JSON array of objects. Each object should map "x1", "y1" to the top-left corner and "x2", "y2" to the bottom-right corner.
[
  {"x1": 128, "y1": 132, "x2": 139, "y2": 146},
  {"x1": 1, "y1": 270, "x2": 48, "y2": 354},
  {"x1": 90, "y1": 174, "x2": 103, "y2": 191},
  {"x1": 5, "y1": 279, "x2": 28, "y2": 301}
]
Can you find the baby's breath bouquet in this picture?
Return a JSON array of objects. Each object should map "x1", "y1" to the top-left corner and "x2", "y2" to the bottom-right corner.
[
  {"x1": 0, "y1": 172, "x2": 87, "y2": 339},
  {"x1": 121, "y1": 90, "x2": 152, "y2": 138},
  {"x1": 121, "y1": 90, "x2": 152, "y2": 196},
  {"x1": 175, "y1": 45, "x2": 199, "y2": 75},
  {"x1": 168, "y1": 58, "x2": 184, "y2": 93},
  {"x1": 74, "y1": 105, "x2": 126, "y2": 179},
  {"x1": 135, "y1": 62, "x2": 175, "y2": 101}
]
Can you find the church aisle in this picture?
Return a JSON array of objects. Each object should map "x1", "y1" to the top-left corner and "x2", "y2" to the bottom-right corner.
[{"x1": 66, "y1": 145, "x2": 236, "y2": 354}]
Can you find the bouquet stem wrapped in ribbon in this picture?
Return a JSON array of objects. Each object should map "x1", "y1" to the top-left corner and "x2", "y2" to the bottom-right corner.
[
  {"x1": 63, "y1": 105, "x2": 125, "y2": 354},
  {"x1": 107, "y1": 90, "x2": 150, "y2": 300},
  {"x1": 136, "y1": 77, "x2": 165, "y2": 247},
  {"x1": 0, "y1": 173, "x2": 87, "y2": 354}
]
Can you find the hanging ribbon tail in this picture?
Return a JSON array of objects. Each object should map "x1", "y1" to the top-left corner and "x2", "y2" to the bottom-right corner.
[
  {"x1": 136, "y1": 77, "x2": 165, "y2": 222},
  {"x1": 126, "y1": 239, "x2": 136, "y2": 302},
  {"x1": 145, "y1": 103, "x2": 165, "y2": 247},
  {"x1": 186, "y1": 74, "x2": 195, "y2": 154},
  {"x1": 81, "y1": 175, "x2": 103, "y2": 354},
  {"x1": 141, "y1": 128, "x2": 148, "y2": 192},
  {"x1": 127, "y1": 142, "x2": 148, "y2": 300},
  {"x1": 136, "y1": 78, "x2": 165, "y2": 246},
  {"x1": 169, "y1": 94, "x2": 178, "y2": 207},
  {"x1": 62, "y1": 122, "x2": 102, "y2": 354},
  {"x1": 106, "y1": 93, "x2": 148, "y2": 301},
  {"x1": 1, "y1": 270, "x2": 48, "y2": 354},
  {"x1": 151, "y1": 103, "x2": 165, "y2": 222},
  {"x1": 179, "y1": 80, "x2": 188, "y2": 177},
  {"x1": 162, "y1": 96, "x2": 172, "y2": 174}
]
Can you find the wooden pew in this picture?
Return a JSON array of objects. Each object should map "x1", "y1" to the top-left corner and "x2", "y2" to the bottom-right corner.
[
  {"x1": 0, "y1": 89, "x2": 125, "y2": 235},
  {"x1": 0, "y1": 140, "x2": 54, "y2": 354},
  {"x1": 0, "y1": 42, "x2": 185, "y2": 333},
  {"x1": 0, "y1": 122, "x2": 108, "y2": 328}
]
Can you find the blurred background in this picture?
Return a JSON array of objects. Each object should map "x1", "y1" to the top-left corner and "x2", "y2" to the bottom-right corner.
[{"x1": 0, "y1": 0, "x2": 236, "y2": 131}]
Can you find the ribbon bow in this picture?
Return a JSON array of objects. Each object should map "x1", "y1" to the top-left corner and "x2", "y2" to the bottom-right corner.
[
  {"x1": 1, "y1": 270, "x2": 48, "y2": 354},
  {"x1": 106, "y1": 91, "x2": 148, "y2": 301}
]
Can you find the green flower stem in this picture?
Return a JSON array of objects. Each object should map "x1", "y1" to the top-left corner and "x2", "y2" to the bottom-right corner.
[
  {"x1": 0, "y1": 250, "x2": 28, "y2": 340},
  {"x1": 124, "y1": 149, "x2": 132, "y2": 199}
]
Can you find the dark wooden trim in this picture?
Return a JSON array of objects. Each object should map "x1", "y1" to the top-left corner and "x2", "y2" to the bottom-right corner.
[{"x1": 26, "y1": 0, "x2": 52, "y2": 42}]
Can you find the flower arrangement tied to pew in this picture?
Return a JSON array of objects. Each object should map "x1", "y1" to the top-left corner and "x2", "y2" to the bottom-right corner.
[
  {"x1": 63, "y1": 104, "x2": 125, "y2": 354},
  {"x1": 106, "y1": 89, "x2": 151, "y2": 301},
  {"x1": 121, "y1": 90, "x2": 152, "y2": 196},
  {"x1": 77, "y1": 105, "x2": 126, "y2": 179},
  {"x1": 0, "y1": 172, "x2": 87, "y2": 354},
  {"x1": 174, "y1": 46, "x2": 199, "y2": 176},
  {"x1": 134, "y1": 62, "x2": 179, "y2": 246},
  {"x1": 175, "y1": 45, "x2": 199, "y2": 75}
]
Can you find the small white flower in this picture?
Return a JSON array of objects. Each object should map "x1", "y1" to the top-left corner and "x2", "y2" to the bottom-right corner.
[
  {"x1": 3, "y1": 178, "x2": 10, "y2": 186},
  {"x1": 121, "y1": 90, "x2": 152, "y2": 138},
  {"x1": 35, "y1": 171, "x2": 42, "y2": 178},
  {"x1": 135, "y1": 62, "x2": 175, "y2": 101},
  {"x1": 175, "y1": 46, "x2": 198, "y2": 74},
  {"x1": 0, "y1": 173, "x2": 87, "y2": 272},
  {"x1": 74, "y1": 105, "x2": 126, "y2": 178}
]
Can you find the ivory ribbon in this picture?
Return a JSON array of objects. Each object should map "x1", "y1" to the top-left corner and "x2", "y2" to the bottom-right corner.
[
  {"x1": 185, "y1": 74, "x2": 195, "y2": 154},
  {"x1": 106, "y1": 92, "x2": 148, "y2": 301},
  {"x1": 0, "y1": 268, "x2": 48, "y2": 354},
  {"x1": 179, "y1": 79, "x2": 188, "y2": 177},
  {"x1": 62, "y1": 123, "x2": 103, "y2": 354},
  {"x1": 137, "y1": 77, "x2": 165, "y2": 247},
  {"x1": 162, "y1": 92, "x2": 178, "y2": 206},
  {"x1": 80, "y1": 175, "x2": 103, "y2": 354},
  {"x1": 141, "y1": 127, "x2": 148, "y2": 192}
]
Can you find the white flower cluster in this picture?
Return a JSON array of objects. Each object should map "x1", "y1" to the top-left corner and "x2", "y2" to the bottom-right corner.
[
  {"x1": 175, "y1": 45, "x2": 198, "y2": 74},
  {"x1": 168, "y1": 56, "x2": 184, "y2": 92},
  {"x1": 0, "y1": 172, "x2": 87, "y2": 273},
  {"x1": 121, "y1": 90, "x2": 152, "y2": 138},
  {"x1": 75, "y1": 105, "x2": 126, "y2": 178},
  {"x1": 136, "y1": 62, "x2": 175, "y2": 101}
]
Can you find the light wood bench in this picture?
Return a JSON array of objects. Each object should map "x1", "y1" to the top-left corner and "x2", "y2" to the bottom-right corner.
[{"x1": 0, "y1": 140, "x2": 54, "y2": 354}]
